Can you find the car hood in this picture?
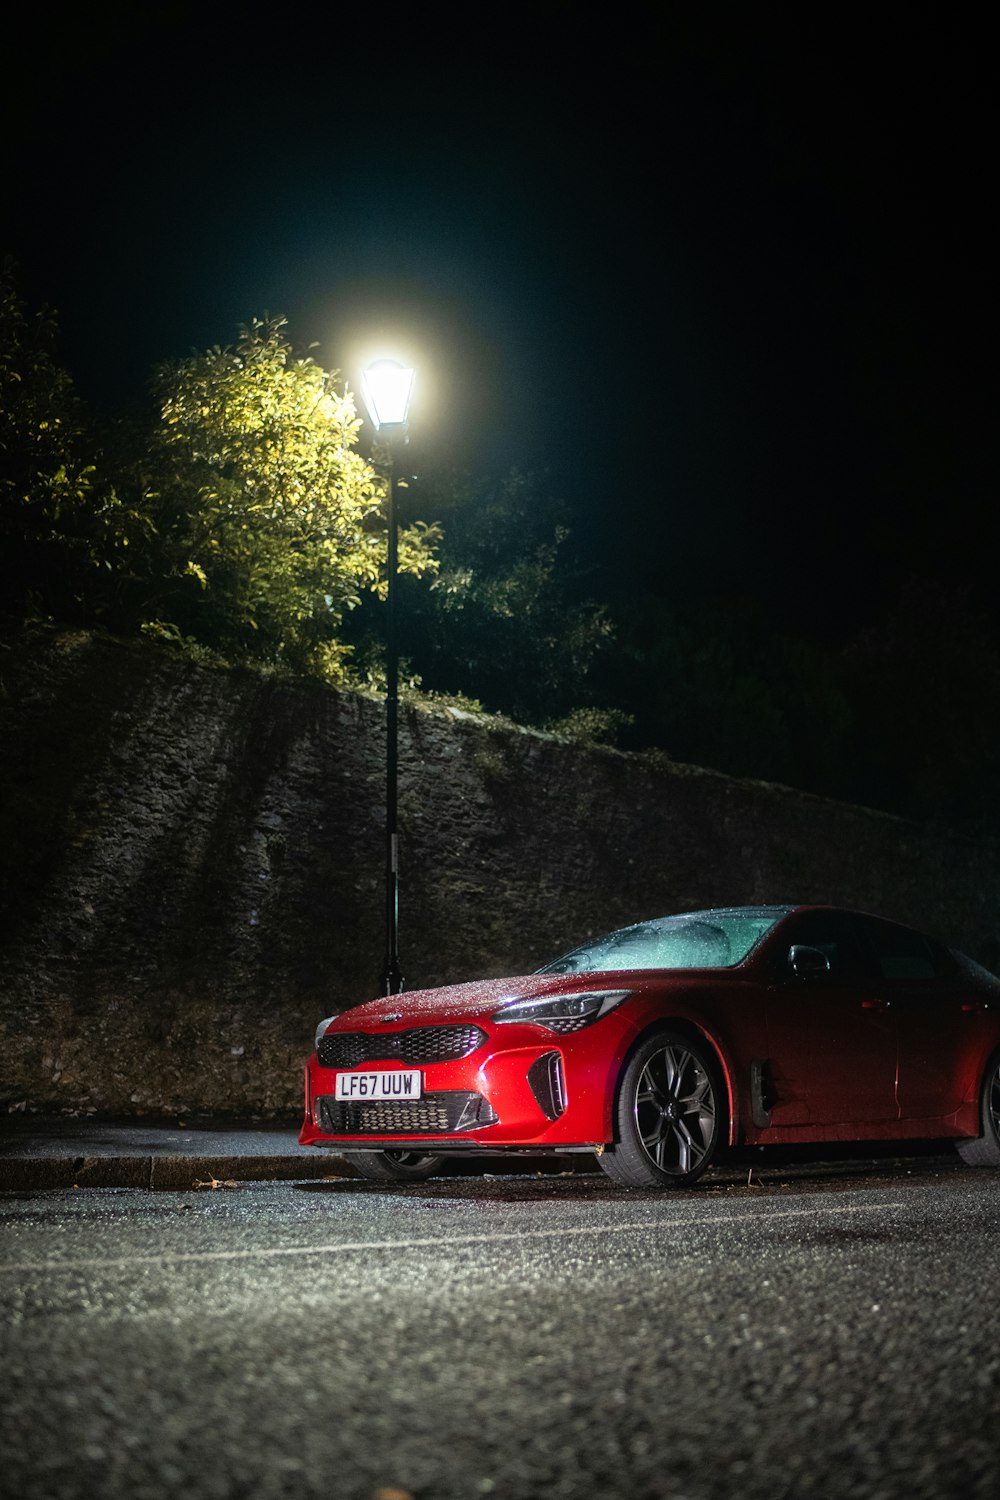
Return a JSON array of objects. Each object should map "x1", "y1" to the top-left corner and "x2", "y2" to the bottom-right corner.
[{"x1": 330, "y1": 973, "x2": 618, "y2": 1027}]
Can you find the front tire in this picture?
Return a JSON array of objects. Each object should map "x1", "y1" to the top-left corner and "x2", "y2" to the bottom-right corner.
[
  {"x1": 599, "y1": 1029, "x2": 723, "y2": 1189},
  {"x1": 348, "y1": 1150, "x2": 446, "y2": 1182},
  {"x1": 956, "y1": 1052, "x2": 1000, "y2": 1166}
]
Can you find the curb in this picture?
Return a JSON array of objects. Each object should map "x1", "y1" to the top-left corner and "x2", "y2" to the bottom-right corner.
[{"x1": 0, "y1": 1153, "x2": 352, "y2": 1192}]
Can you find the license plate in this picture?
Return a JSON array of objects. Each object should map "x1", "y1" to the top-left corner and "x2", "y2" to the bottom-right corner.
[{"x1": 334, "y1": 1069, "x2": 423, "y2": 1101}]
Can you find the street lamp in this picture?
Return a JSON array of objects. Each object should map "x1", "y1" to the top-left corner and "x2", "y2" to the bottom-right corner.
[{"x1": 360, "y1": 359, "x2": 416, "y2": 996}]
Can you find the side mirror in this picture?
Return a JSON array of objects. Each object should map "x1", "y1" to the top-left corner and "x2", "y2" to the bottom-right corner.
[{"x1": 788, "y1": 943, "x2": 831, "y2": 980}]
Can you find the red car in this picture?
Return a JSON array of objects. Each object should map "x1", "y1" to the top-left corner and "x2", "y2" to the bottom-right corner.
[{"x1": 300, "y1": 905, "x2": 1000, "y2": 1188}]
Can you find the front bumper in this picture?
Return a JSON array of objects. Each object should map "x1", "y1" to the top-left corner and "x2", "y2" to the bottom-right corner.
[{"x1": 299, "y1": 1025, "x2": 614, "y2": 1151}]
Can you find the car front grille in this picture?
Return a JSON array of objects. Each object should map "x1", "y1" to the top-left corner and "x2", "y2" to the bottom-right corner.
[
  {"x1": 315, "y1": 1090, "x2": 499, "y2": 1136},
  {"x1": 318, "y1": 1024, "x2": 487, "y2": 1070}
]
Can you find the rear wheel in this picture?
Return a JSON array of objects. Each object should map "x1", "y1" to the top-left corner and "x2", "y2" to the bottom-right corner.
[
  {"x1": 599, "y1": 1029, "x2": 723, "y2": 1189},
  {"x1": 348, "y1": 1150, "x2": 446, "y2": 1182},
  {"x1": 956, "y1": 1052, "x2": 1000, "y2": 1166}
]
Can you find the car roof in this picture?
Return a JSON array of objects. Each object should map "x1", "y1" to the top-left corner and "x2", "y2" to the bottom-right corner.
[{"x1": 649, "y1": 905, "x2": 798, "y2": 918}]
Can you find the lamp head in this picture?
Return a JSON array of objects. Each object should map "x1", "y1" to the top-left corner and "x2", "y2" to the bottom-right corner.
[{"x1": 360, "y1": 359, "x2": 415, "y2": 432}]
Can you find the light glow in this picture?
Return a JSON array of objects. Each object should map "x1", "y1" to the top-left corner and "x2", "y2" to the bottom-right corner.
[{"x1": 360, "y1": 359, "x2": 415, "y2": 430}]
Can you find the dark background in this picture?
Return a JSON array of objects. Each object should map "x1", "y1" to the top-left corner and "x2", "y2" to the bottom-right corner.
[{"x1": 4, "y1": 2, "x2": 994, "y2": 633}]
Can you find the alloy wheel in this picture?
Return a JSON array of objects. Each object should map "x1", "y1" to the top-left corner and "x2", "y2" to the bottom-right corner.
[
  {"x1": 633, "y1": 1043, "x2": 717, "y2": 1176},
  {"x1": 989, "y1": 1064, "x2": 1000, "y2": 1140}
]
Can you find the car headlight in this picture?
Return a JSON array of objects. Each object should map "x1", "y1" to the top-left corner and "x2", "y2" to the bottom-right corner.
[
  {"x1": 314, "y1": 1016, "x2": 337, "y2": 1050},
  {"x1": 491, "y1": 989, "x2": 632, "y2": 1032}
]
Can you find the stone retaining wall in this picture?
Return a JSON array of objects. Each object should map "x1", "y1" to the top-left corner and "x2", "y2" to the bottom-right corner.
[{"x1": 2, "y1": 628, "x2": 997, "y2": 1115}]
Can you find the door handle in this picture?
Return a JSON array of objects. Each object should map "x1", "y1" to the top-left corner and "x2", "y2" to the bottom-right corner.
[{"x1": 861, "y1": 997, "x2": 890, "y2": 1011}]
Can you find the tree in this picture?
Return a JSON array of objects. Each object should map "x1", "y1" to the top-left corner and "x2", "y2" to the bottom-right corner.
[
  {"x1": 110, "y1": 316, "x2": 439, "y2": 677},
  {"x1": 0, "y1": 261, "x2": 104, "y2": 621},
  {"x1": 346, "y1": 467, "x2": 615, "y2": 725}
]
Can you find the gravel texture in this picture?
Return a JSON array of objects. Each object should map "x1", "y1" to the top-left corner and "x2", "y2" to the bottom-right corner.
[{"x1": 2, "y1": 1159, "x2": 998, "y2": 1499}]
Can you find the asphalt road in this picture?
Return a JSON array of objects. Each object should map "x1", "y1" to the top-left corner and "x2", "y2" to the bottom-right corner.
[{"x1": 1, "y1": 1158, "x2": 999, "y2": 1500}]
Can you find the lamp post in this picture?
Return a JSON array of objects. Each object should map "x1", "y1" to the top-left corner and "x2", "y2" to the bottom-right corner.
[{"x1": 360, "y1": 359, "x2": 416, "y2": 996}]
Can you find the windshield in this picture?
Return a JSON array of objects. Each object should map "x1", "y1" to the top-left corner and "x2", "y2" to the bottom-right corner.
[{"x1": 538, "y1": 907, "x2": 791, "y2": 975}]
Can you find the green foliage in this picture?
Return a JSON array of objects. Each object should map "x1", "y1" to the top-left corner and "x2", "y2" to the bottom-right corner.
[
  {"x1": 106, "y1": 316, "x2": 439, "y2": 677},
  {"x1": 0, "y1": 261, "x2": 106, "y2": 619},
  {"x1": 546, "y1": 707, "x2": 635, "y2": 746},
  {"x1": 473, "y1": 745, "x2": 515, "y2": 784},
  {"x1": 349, "y1": 467, "x2": 614, "y2": 722}
]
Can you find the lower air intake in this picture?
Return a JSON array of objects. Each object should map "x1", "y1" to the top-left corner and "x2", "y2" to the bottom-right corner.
[{"x1": 315, "y1": 1090, "x2": 498, "y2": 1136}]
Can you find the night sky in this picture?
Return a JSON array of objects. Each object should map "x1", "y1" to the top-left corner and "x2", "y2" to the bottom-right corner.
[{"x1": 3, "y1": 2, "x2": 995, "y2": 638}]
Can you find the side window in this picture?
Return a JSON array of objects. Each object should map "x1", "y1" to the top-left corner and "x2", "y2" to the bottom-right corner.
[
  {"x1": 780, "y1": 914, "x2": 870, "y2": 981},
  {"x1": 859, "y1": 919, "x2": 952, "y2": 981}
]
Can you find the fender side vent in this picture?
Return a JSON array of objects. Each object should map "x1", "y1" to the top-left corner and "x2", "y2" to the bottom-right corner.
[
  {"x1": 750, "y1": 1060, "x2": 777, "y2": 1128},
  {"x1": 528, "y1": 1052, "x2": 567, "y2": 1120}
]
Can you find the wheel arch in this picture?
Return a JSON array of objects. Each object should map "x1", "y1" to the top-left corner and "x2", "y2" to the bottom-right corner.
[{"x1": 613, "y1": 1015, "x2": 738, "y2": 1148}]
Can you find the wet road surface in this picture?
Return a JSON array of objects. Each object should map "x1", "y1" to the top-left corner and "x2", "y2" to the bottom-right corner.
[{"x1": 1, "y1": 1153, "x2": 998, "y2": 1500}]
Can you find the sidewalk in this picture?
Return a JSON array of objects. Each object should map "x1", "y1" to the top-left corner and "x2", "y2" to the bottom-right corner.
[
  {"x1": 0, "y1": 1115, "x2": 347, "y2": 1191},
  {"x1": 0, "y1": 1116, "x2": 962, "y2": 1194}
]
